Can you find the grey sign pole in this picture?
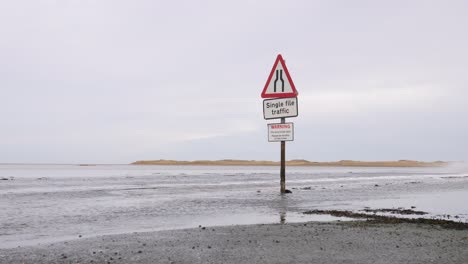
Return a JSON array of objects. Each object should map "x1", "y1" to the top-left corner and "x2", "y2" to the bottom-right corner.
[{"x1": 280, "y1": 117, "x2": 286, "y2": 193}]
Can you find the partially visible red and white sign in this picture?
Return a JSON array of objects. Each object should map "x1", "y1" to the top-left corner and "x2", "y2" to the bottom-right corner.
[{"x1": 268, "y1": 122, "x2": 294, "y2": 142}]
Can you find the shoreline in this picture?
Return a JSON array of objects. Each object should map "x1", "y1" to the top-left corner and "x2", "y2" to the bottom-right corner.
[
  {"x1": 1, "y1": 221, "x2": 467, "y2": 263},
  {"x1": 131, "y1": 159, "x2": 450, "y2": 167},
  {"x1": 0, "y1": 160, "x2": 455, "y2": 167}
]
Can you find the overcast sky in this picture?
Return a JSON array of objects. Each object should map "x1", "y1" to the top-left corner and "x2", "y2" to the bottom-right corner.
[{"x1": 1, "y1": 1, "x2": 467, "y2": 164}]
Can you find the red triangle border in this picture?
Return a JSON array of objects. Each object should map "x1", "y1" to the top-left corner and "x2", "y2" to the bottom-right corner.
[{"x1": 261, "y1": 54, "x2": 298, "y2": 98}]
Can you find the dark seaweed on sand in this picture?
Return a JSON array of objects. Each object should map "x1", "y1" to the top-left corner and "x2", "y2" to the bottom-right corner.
[{"x1": 304, "y1": 209, "x2": 468, "y2": 230}]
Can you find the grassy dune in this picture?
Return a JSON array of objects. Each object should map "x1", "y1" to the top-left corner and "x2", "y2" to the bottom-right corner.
[{"x1": 131, "y1": 159, "x2": 448, "y2": 167}]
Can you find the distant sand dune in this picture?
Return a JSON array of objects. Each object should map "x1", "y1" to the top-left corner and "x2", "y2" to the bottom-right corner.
[{"x1": 131, "y1": 159, "x2": 448, "y2": 167}]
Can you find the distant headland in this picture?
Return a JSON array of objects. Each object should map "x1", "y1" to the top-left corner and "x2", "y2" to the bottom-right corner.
[{"x1": 131, "y1": 159, "x2": 448, "y2": 167}]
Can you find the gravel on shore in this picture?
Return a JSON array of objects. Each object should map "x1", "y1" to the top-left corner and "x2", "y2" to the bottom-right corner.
[{"x1": 1, "y1": 221, "x2": 467, "y2": 264}]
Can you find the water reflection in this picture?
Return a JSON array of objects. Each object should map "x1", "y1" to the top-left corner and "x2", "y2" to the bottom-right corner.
[{"x1": 280, "y1": 211, "x2": 286, "y2": 224}]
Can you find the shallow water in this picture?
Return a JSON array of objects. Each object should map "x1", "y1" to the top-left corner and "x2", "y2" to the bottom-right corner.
[{"x1": 0, "y1": 164, "x2": 467, "y2": 248}]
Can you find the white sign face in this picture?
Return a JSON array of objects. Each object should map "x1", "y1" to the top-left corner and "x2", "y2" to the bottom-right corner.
[
  {"x1": 263, "y1": 97, "x2": 298, "y2": 120},
  {"x1": 268, "y1": 123, "x2": 294, "y2": 142}
]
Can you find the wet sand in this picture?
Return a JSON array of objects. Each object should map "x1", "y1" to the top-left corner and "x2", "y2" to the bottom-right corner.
[{"x1": 1, "y1": 221, "x2": 467, "y2": 264}]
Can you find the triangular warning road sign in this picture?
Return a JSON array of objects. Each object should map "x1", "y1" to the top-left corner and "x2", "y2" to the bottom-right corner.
[{"x1": 261, "y1": 54, "x2": 298, "y2": 98}]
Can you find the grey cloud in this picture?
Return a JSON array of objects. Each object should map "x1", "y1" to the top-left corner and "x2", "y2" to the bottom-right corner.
[{"x1": 1, "y1": 1, "x2": 467, "y2": 163}]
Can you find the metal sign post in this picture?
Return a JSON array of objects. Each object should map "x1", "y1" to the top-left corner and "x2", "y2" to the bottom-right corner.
[
  {"x1": 261, "y1": 54, "x2": 299, "y2": 194},
  {"x1": 280, "y1": 117, "x2": 286, "y2": 193}
]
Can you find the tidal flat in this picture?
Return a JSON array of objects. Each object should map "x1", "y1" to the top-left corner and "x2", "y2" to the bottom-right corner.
[{"x1": 1, "y1": 164, "x2": 467, "y2": 262}]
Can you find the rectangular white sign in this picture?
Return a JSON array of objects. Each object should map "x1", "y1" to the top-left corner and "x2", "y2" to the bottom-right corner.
[
  {"x1": 268, "y1": 122, "x2": 294, "y2": 142},
  {"x1": 263, "y1": 97, "x2": 298, "y2": 120}
]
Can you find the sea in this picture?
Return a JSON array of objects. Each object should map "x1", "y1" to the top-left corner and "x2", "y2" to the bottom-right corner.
[{"x1": 1, "y1": 164, "x2": 467, "y2": 248}]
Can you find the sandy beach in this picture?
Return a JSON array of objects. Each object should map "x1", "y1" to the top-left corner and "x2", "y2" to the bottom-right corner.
[{"x1": 1, "y1": 221, "x2": 467, "y2": 264}]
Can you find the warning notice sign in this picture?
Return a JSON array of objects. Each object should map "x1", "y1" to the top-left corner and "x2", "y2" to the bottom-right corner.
[{"x1": 268, "y1": 122, "x2": 294, "y2": 142}]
